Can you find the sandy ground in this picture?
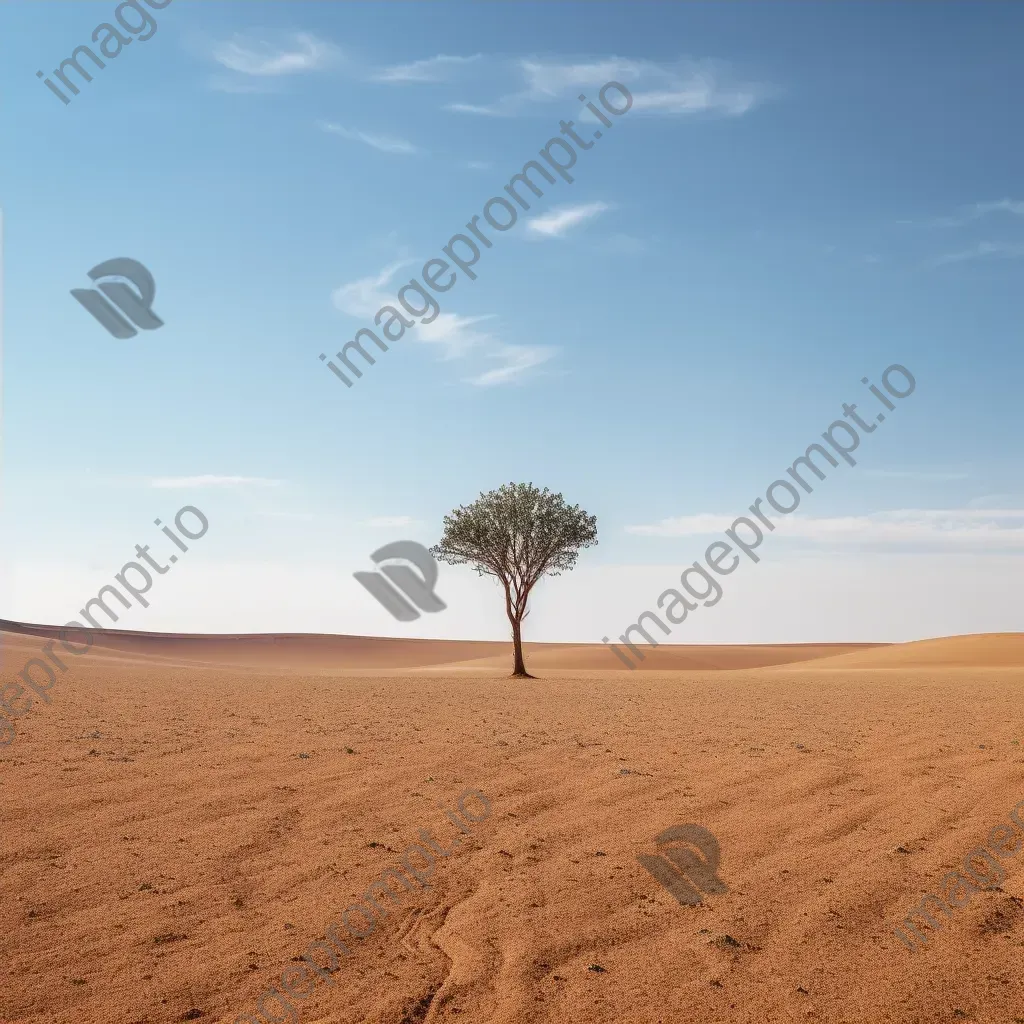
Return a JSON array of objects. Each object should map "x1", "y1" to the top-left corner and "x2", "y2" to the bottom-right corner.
[{"x1": 2, "y1": 625, "x2": 1023, "y2": 1024}]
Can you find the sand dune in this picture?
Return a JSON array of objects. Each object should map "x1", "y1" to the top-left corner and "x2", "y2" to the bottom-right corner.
[
  {"x1": 1, "y1": 618, "x2": 512, "y2": 672},
  {"x1": 0, "y1": 619, "x2": 883, "y2": 673},
  {"x1": 8, "y1": 620, "x2": 1021, "y2": 677},
  {"x1": 772, "y1": 632, "x2": 1024, "y2": 670},
  {"x1": 3, "y1": 623, "x2": 1024, "y2": 1024},
  {"x1": 414, "y1": 641, "x2": 889, "y2": 673}
]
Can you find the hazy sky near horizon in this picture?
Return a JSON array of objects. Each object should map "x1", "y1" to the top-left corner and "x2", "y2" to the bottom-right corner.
[{"x1": 1, "y1": 1, "x2": 1022, "y2": 645}]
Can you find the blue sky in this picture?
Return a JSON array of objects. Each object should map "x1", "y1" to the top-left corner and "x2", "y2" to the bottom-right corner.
[{"x1": 1, "y1": 1, "x2": 1022, "y2": 644}]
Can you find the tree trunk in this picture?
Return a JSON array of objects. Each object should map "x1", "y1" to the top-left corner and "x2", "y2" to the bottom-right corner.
[{"x1": 510, "y1": 616, "x2": 533, "y2": 678}]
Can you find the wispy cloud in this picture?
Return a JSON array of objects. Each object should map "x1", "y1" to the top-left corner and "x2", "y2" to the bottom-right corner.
[
  {"x1": 527, "y1": 201, "x2": 611, "y2": 238},
  {"x1": 466, "y1": 344, "x2": 556, "y2": 387},
  {"x1": 448, "y1": 56, "x2": 774, "y2": 119},
  {"x1": 966, "y1": 494, "x2": 1019, "y2": 509},
  {"x1": 445, "y1": 101, "x2": 512, "y2": 117},
  {"x1": 933, "y1": 241, "x2": 1024, "y2": 265},
  {"x1": 334, "y1": 263, "x2": 497, "y2": 363},
  {"x1": 520, "y1": 57, "x2": 641, "y2": 98},
  {"x1": 417, "y1": 313, "x2": 497, "y2": 360},
  {"x1": 626, "y1": 508, "x2": 1024, "y2": 548},
  {"x1": 331, "y1": 260, "x2": 416, "y2": 319},
  {"x1": 211, "y1": 32, "x2": 339, "y2": 77},
  {"x1": 930, "y1": 199, "x2": 1024, "y2": 228},
  {"x1": 628, "y1": 86, "x2": 758, "y2": 115},
  {"x1": 319, "y1": 122, "x2": 419, "y2": 155},
  {"x1": 863, "y1": 469, "x2": 969, "y2": 481},
  {"x1": 373, "y1": 54, "x2": 482, "y2": 83},
  {"x1": 332, "y1": 261, "x2": 556, "y2": 386},
  {"x1": 365, "y1": 515, "x2": 419, "y2": 527},
  {"x1": 528, "y1": 57, "x2": 766, "y2": 115},
  {"x1": 151, "y1": 475, "x2": 283, "y2": 489}
]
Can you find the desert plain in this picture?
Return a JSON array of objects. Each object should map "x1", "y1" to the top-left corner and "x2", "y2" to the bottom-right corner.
[{"x1": 1, "y1": 622, "x2": 1023, "y2": 1024}]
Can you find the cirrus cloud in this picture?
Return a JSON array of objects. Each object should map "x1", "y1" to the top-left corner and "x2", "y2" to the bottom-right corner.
[
  {"x1": 627, "y1": 508, "x2": 1024, "y2": 549},
  {"x1": 331, "y1": 261, "x2": 556, "y2": 386},
  {"x1": 527, "y1": 201, "x2": 611, "y2": 238},
  {"x1": 373, "y1": 54, "x2": 482, "y2": 83},
  {"x1": 933, "y1": 240, "x2": 1024, "y2": 265},
  {"x1": 319, "y1": 122, "x2": 419, "y2": 155},
  {"x1": 447, "y1": 55, "x2": 775, "y2": 119},
  {"x1": 211, "y1": 32, "x2": 339, "y2": 77}
]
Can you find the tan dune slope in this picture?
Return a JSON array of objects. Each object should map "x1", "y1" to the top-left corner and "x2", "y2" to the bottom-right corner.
[
  {"x1": 419, "y1": 641, "x2": 890, "y2": 673},
  {"x1": 0, "y1": 619, "x2": 511, "y2": 673},
  {"x1": 772, "y1": 631, "x2": 1024, "y2": 670},
  {"x1": 0, "y1": 619, "x2": 883, "y2": 674}
]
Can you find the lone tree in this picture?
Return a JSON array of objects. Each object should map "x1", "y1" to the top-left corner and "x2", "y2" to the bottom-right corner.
[{"x1": 431, "y1": 482, "x2": 598, "y2": 678}]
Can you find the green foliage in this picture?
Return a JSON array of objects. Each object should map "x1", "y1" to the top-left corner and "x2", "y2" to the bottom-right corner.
[{"x1": 431, "y1": 482, "x2": 598, "y2": 624}]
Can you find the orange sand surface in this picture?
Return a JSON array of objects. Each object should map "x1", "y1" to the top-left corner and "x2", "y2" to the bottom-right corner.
[{"x1": 2, "y1": 623, "x2": 1023, "y2": 1024}]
